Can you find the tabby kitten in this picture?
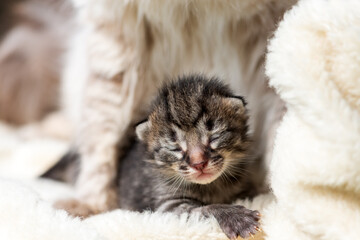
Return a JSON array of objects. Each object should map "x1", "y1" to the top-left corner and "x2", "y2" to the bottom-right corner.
[
  {"x1": 118, "y1": 75, "x2": 260, "y2": 239},
  {"x1": 58, "y1": 0, "x2": 296, "y2": 217}
]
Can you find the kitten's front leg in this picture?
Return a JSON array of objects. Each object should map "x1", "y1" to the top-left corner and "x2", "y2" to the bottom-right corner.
[
  {"x1": 158, "y1": 199, "x2": 260, "y2": 239},
  {"x1": 201, "y1": 204, "x2": 260, "y2": 239}
]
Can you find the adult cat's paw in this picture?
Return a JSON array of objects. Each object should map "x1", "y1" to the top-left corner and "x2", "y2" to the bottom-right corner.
[
  {"x1": 53, "y1": 198, "x2": 98, "y2": 218},
  {"x1": 205, "y1": 204, "x2": 261, "y2": 239}
]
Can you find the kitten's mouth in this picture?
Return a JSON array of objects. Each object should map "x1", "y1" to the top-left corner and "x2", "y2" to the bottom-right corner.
[
  {"x1": 189, "y1": 168, "x2": 222, "y2": 184},
  {"x1": 185, "y1": 149, "x2": 225, "y2": 184},
  {"x1": 196, "y1": 172, "x2": 215, "y2": 180}
]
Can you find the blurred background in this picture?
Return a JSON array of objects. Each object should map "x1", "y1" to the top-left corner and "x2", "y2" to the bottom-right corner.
[
  {"x1": 0, "y1": 0, "x2": 74, "y2": 178},
  {"x1": 0, "y1": 0, "x2": 73, "y2": 125}
]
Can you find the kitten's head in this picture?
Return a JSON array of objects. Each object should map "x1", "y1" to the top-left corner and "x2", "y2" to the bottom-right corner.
[{"x1": 136, "y1": 75, "x2": 250, "y2": 185}]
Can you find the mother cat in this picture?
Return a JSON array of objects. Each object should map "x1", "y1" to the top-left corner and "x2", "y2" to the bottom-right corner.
[{"x1": 59, "y1": 0, "x2": 296, "y2": 216}]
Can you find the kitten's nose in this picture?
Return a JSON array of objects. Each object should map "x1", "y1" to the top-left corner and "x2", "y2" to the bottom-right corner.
[
  {"x1": 191, "y1": 161, "x2": 208, "y2": 171},
  {"x1": 189, "y1": 146, "x2": 208, "y2": 171}
]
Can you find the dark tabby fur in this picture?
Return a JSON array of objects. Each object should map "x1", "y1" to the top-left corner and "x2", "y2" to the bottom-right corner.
[
  {"x1": 122, "y1": 75, "x2": 260, "y2": 239},
  {"x1": 43, "y1": 75, "x2": 261, "y2": 239}
]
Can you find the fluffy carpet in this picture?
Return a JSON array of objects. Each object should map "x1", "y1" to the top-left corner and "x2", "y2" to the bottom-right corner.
[{"x1": 0, "y1": 0, "x2": 359, "y2": 239}]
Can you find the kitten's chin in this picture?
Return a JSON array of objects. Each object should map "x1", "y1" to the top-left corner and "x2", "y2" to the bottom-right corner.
[{"x1": 188, "y1": 170, "x2": 223, "y2": 185}]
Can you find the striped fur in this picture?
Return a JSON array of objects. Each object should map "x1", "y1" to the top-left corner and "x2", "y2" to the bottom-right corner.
[{"x1": 119, "y1": 76, "x2": 260, "y2": 239}]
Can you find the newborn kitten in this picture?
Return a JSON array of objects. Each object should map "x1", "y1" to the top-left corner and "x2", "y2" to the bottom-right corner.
[
  {"x1": 43, "y1": 75, "x2": 261, "y2": 238},
  {"x1": 118, "y1": 75, "x2": 260, "y2": 239}
]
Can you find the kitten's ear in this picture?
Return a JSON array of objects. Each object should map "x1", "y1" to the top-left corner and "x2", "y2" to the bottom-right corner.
[
  {"x1": 230, "y1": 96, "x2": 247, "y2": 106},
  {"x1": 223, "y1": 96, "x2": 247, "y2": 113},
  {"x1": 136, "y1": 120, "x2": 151, "y2": 141}
]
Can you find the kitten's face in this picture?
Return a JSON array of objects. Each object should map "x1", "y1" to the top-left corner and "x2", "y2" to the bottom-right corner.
[{"x1": 137, "y1": 93, "x2": 250, "y2": 185}]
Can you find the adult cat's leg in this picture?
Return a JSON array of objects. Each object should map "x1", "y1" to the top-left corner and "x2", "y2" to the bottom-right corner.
[{"x1": 56, "y1": 22, "x2": 157, "y2": 217}]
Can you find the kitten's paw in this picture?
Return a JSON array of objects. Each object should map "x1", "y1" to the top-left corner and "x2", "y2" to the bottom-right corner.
[
  {"x1": 206, "y1": 205, "x2": 261, "y2": 239},
  {"x1": 53, "y1": 198, "x2": 98, "y2": 218}
]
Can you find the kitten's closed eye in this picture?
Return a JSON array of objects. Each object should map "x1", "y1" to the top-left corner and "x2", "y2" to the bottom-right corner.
[
  {"x1": 209, "y1": 134, "x2": 220, "y2": 144},
  {"x1": 166, "y1": 146, "x2": 182, "y2": 152}
]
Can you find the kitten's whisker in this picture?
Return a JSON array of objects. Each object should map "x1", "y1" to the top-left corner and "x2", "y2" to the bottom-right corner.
[
  {"x1": 226, "y1": 168, "x2": 248, "y2": 179},
  {"x1": 227, "y1": 164, "x2": 252, "y2": 177},
  {"x1": 166, "y1": 174, "x2": 184, "y2": 196},
  {"x1": 221, "y1": 170, "x2": 234, "y2": 184},
  {"x1": 170, "y1": 177, "x2": 181, "y2": 194},
  {"x1": 226, "y1": 160, "x2": 252, "y2": 176},
  {"x1": 172, "y1": 176, "x2": 185, "y2": 196},
  {"x1": 165, "y1": 175, "x2": 182, "y2": 194},
  {"x1": 220, "y1": 172, "x2": 231, "y2": 185}
]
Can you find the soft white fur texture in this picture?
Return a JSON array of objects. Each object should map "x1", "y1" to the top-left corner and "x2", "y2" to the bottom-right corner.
[
  {"x1": 0, "y1": 177, "x2": 270, "y2": 240},
  {"x1": 0, "y1": 0, "x2": 359, "y2": 239},
  {"x1": 263, "y1": 0, "x2": 360, "y2": 239}
]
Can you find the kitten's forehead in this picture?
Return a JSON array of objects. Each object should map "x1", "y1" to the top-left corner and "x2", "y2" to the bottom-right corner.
[
  {"x1": 150, "y1": 76, "x2": 237, "y2": 128},
  {"x1": 163, "y1": 87, "x2": 202, "y2": 127},
  {"x1": 144, "y1": 76, "x2": 248, "y2": 148}
]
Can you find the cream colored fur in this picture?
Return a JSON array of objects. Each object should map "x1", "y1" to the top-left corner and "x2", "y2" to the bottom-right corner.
[
  {"x1": 63, "y1": 0, "x2": 296, "y2": 215},
  {"x1": 0, "y1": 177, "x2": 269, "y2": 240},
  {"x1": 263, "y1": 0, "x2": 360, "y2": 239}
]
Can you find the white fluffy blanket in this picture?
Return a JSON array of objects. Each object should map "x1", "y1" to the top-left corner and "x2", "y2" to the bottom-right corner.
[
  {"x1": 0, "y1": 0, "x2": 359, "y2": 239},
  {"x1": 263, "y1": 0, "x2": 360, "y2": 239}
]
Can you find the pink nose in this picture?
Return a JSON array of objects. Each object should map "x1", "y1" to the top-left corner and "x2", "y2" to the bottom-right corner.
[
  {"x1": 190, "y1": 160, "x2": 208, "y2": 171},
  {"x1": 189, "y1": 146, "x2": 208, "y2": 171}
]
